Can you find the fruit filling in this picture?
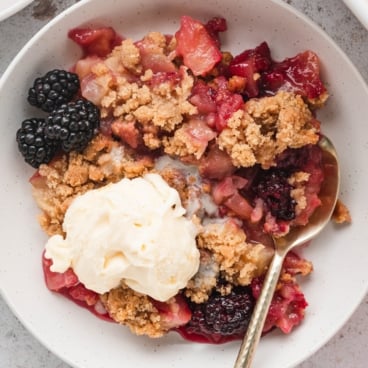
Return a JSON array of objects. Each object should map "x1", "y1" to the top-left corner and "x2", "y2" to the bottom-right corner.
[{"x1": 16, "y1": 15, "x2": 351, "y2": 344}]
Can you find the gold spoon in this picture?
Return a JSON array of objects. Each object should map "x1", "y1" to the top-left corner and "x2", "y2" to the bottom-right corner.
[{"x1": 234, "y1": 136, "x2": 340, "y2": 368}]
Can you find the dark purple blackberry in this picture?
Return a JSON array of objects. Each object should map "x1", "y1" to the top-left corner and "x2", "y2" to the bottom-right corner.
[
  {"x1": 254, "y1": 169, "x2": 296, "y2": 221},
  {"x1": 45, "y1": 99, "x2": 100, "y2": 152},
  {"x1": 276, "y1": 146, "x2": 311, "y2": 171},
  {"x1": 186, "y1": 287, "x2": 255, "y2": 337},
  {"x1": 16, "y1": 118, "x2": 58, "y2": 168},
  {"x1": 27, "y1": 69, "x2": 80, "y2": 113}
]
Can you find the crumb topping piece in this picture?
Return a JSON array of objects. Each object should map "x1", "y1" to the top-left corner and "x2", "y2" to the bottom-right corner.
[
  {"x1": 86, "y1": 34, "x2": 198, "y2": 150},
  {"x1": 32, "y1": 134, "x2": 153, "y2": 236},
  {"x1": 288, "y1": 171, "x2": 310, "y2": 215},
  {"x1": 332, "y1": 199, "x2": 352, "y2": 224},
  {"x1": 197, "y1": 220, "x2": 274, "y2": 287},
  {"x1": 218, "y1": 91, "x2": 320, "y2": 169},
  {"x1": 163, "y1": 118, "x2": 217, "y2": 159},
  {"x1": 101, "y1": 284, "x2": 165, "y2": 337}
]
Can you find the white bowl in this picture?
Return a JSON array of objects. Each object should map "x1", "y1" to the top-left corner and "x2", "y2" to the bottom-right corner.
[
  {"x1": 342, "y1": 0, "x2": 368, "y2": 29},
  {"x1": 1, "y1": 0, "x2": 368, "y2": 367},
  {"x1": 0, "y1": 0, "x2": 33, "y2": 22}
]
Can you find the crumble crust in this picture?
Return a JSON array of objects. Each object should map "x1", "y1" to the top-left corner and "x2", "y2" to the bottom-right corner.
[
  {"x1": 288, "y1": 171, "x2": 310, "y2": 215},
  {"x1": 333, "y1": 199, "x2": 352, "y2": 224},
  {"x1": 32, "y1": 134, "x2": 153, "y2": 236},
  {"x1": 196, "y1": 220, "x2": 274, "y2": 288},
  {"x1": 90, "y1": 34, "x2": 197, "y2": 148},
  {"x1": 159, "y1": 167, "x2": 190, "y2": 206},
  {"x1": 163, "y1": 119, "x2": 217, "y2": 159},
  {"x1": 308, "y1": 91, "x2": 329, "y2": 110},
  {"x1": 100, "y1": 283, "x2": 166, "y2": 338},
  {"x1": 163, "y1": 122, "x2": 204, "y2": 159},
  {"x1": 218, "y1": 91, "x2": 320, "y2": 169}
]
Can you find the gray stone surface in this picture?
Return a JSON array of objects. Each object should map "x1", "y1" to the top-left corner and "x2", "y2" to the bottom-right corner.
[{"x1": 0, "y1": 0, "x2": 367, "y2": 367}]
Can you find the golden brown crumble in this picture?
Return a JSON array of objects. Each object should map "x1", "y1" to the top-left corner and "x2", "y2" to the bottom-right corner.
[
  {"x1": 307, "y1": 90, "x2": 329, "y2": 110},
  {"x1": 133, "y1": 67, "x2": 197, "y2": 132},
  {"x1": 228, "y1": 75, "x2": 247, "y2": 94},
  {"x1": 333, "y1": 199, "x2": 352, "y2": 224},
  {"x1": 197, "y1": 220, "x2": 274, "y2": 287},
  {"x1": 163, "y1": 123, "x2": 199, "y2": 158},
  {"x1": 163, "y1": 120, "x2": 214, "y2": 159},
  {"x1": 141, "y1": 31, "x2": 175, "y2": 55},
  {"x1": 159, "y1": 167, "x2": 190, "y2": 206},
  {"x1": 94, "y1": 35, "x2": 197, "y2": 137},
  {"x1": 101, "y1": 284, "x2": 166, "y2": 338},
  {"x1": 32, "y1": 134, "x2": 153, "y2": 236},
  {"x1": 288, "y1": 171, "x2": 310, "y2": 215},
  {"x1": 118, "y1": 39, "x2": 141, "y2": 71},
  {"x1": 218, "y1": 91, "x2": 320, "y2": 169}
]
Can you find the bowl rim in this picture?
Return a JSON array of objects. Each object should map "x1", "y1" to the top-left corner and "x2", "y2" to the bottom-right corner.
[
  {"x1": 342, "y1": 0, "x2": 368, "y2": 29},
  {"x1": 0, "y1": 0, "x2": 34, "y2": 22}
]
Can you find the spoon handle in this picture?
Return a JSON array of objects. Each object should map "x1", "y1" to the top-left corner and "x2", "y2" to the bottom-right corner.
[{"x1": 234, "y1": 249, "x2": 286, "y2": 368}]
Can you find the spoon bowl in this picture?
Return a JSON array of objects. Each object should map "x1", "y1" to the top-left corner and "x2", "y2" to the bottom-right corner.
[{"x1": 234, "y1": 135, "x2": 340, "y2": 368}]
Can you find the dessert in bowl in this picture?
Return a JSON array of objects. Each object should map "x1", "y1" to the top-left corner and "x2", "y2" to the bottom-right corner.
[{"x1": 0, "y1": 3, "x2": 368, "y2": 364}]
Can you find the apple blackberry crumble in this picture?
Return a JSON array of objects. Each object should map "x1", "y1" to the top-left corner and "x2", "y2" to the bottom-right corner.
[{"x1": 16, "y1": 15, "x2": 351, "y2": 344}]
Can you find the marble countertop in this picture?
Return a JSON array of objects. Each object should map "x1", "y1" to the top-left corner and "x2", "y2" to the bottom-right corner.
[{"x1": 0, "y1": 0, "x2": 367, "y2": 367}]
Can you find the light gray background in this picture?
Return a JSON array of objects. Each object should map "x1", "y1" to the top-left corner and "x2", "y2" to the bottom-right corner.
[{"x1": 0, "y1": 0, "x2": 367, "y2": 367}]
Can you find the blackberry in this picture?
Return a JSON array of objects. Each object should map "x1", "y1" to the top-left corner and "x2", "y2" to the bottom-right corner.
[
  {"x1": 16, "y1": 118, "x2": 58, "y2": 168},
  {"x1": 186, "y1": 287, "x2": 255, "y2": 337},
  {"x1": 28, "y1": 69, "x2": 80, "y2": 112},
  {"x1": 254, "y1": 169, "x2": 296, "y2": 221},
  {"x1": 45, "y1": 99, "x2": 100, "y2": 152},
  {"x1": 276, "y1": 146, "x2": 311, "y2": 171}
]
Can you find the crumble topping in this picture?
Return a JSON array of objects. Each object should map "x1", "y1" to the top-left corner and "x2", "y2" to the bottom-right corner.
[
  {"x1": 163, "y1": 119, "x2": 217, "y2": 159},
  {"x1": 101, "y1": 283, "x2": 165, "y2": 337},
  {"x1": 163, "y1": 122, "x2": 204, "y2": 158},
  {"x1": 33, "y1": 134, "x2": 153, "y2": 236},
  {"x1": 307, "y1": 91, "x2": 329, "y2": 110},
  {"x1": 28, "y1": 16, "x2": 349, "y2": 342},
  {"x1": 118, "y1": 39, "x2": 141, "y2": 71},
  {"x1": 96, "y1": 35, "x2": 197, "y2": 136},
  {"x1": 197, "y1": 220, "x2": 274, "y2": 287},
  {"x1": 218, "y1": 91, "x2": 320, "y2": 169},
  {"x1": 288, "y1": 171, "x2": 310, "y2": 215},
  {"x1": 159, "y1": 167, "x2": 191, "y2": 207},
  {"x1": 333, "y1": 199, "x2": 352, "y2": 224}
]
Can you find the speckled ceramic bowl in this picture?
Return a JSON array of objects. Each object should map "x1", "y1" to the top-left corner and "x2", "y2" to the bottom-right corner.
[
  {"x1": 1, "y1": 1, "x2": 368, "y2": 367},
  {"x1": 0, "y1": 0, "x2": 33, "y2": 22},
  {"x1": 342, "y1": 0, "x2": 368, "y2": 29}
]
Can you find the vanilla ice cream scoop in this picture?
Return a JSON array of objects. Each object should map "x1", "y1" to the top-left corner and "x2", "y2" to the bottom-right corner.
[{"x1": 44, "y1": 173, "x2": 200, "y2": 302}]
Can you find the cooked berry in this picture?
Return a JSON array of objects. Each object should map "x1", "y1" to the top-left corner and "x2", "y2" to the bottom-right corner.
[
  {"x1": 16, "y1": 118, "x2": 58, "y2": 168},
  {"x1": 276, "y1": 146, "x2": 311, "y2": 171},
  {"x1": 260, "y1": 50, "x2": 327, "y2": 100},
  {"x1": 254, "y1": 169, "x2": 296, "y2": 221},
  {"x1": 185, "y1": 287, "x2": 255, "y2": 338},
  {"x1": 251, "y1": 275, "x2": 308, "y2": 334},
  {"x1": 28, "y1": 69, "x2": 80, "y2": 112},
  {"x1": 45, "y1": 99, "x2": 100, "y2": 152}
]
